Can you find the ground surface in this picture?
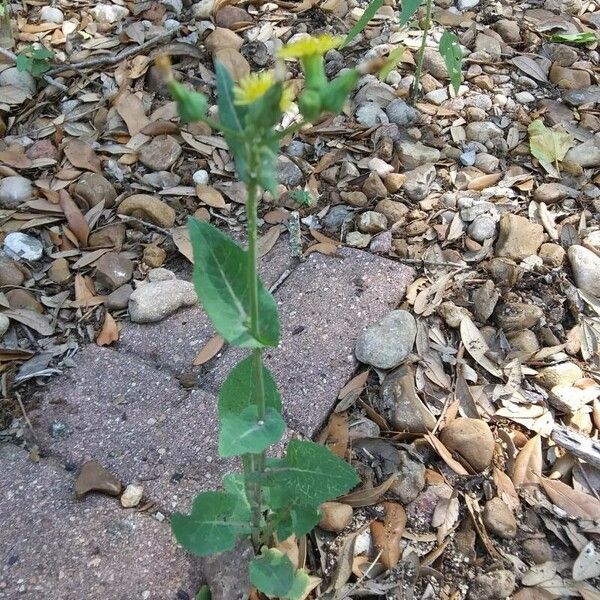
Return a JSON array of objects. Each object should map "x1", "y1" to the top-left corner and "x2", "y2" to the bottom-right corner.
[{"x1": 2, "y1": 0, "x2": 600, "y2": 599}]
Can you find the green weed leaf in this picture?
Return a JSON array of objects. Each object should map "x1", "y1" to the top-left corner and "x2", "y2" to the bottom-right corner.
[
  {"x1": 15, "y1": 54, "x2": 31, "y2": 73},
  {"x1": 320, "y1": 69, "x2": 360, "y2": 114},
  {"x1": 171, "y1": 491, "x2": 252, "y2": 556},
  {"x1": 250, "y1": 548, "x2": 295, "y2": 597},
  {"x1": 548, "y1": 32, "x2": 597, "y2": 44},
  {"x1": 188, "y1": 218, "x2": 280, "y2": 348},
  {"x1": 342, "y1": 0, "x2": 384, "y2": 48},
  {"x1": 274, "y1": 505, "x2": 321, "y2": 541},
  {"x1": 196, "y1": 585, "x2": 211, "y2": 600},
  {"x1": 379, "y1": 46, "x2": 405, "y2": 81},
  {"x1": 168, "y1": 81, "x2": 208, "y2": 123},
  {"x1": 439, "y1": 30, "x2": 463, "y2": 93},
  {"x1": 400, "y1": 0, "x2": 423, "y2": 26},
  {"x1": 528, "y1": 119, "x2": 574, "y2": 168},
  {"x1": 288, "y1": 571, "x2": 312, "y2": 600},
  {"x1": 220, "y1": 405, "x2": 285, "y2": 457},
  {"x1": 262, "y1": 440, "x2": 359, "y2": 508}
]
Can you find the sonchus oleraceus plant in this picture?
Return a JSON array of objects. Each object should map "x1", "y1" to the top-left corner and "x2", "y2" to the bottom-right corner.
[{"x1": 157, "y1": 34, "x2": 369, "y2": 599}]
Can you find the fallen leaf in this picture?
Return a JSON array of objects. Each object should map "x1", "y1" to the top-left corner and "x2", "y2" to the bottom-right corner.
[
  {"x1": 338, "y1": 370, "x2": 369, "y2": 400},
  {"x1": 171, "y1": 226, "x2": 194, "y2": 262},
  {"x1": 304, "y1": 242, "x2": 338, "y2": 256},
  {"x1": 339, "y1": 474, "x2": 397, "y2": 507},
  {"x1": 425, "y1": 433, "x2": 469, "y2": 476},
  {"x1": 370, "y1": 501, "x2": 406, "y2": 569},
  {"x1": 75, "y1": 460, "x2": 122, "y2": 498},
  {"x1": 116, "y1": 93, "x2": 150, "y2": 137},
  {"x1": 431, "y1": 496, "x2": 459, "y2": 543},
  {"x1": 528, "y1": 119, "x2": 574, "y2": 170},
  {"x1": 4, "y1": 309, "x2": 54, "y2": 336},
  {"x1": 512, "y1": 434, "x2": 542, "y2": 488},
  {"x1": 320, "y1": 412, "x2": 349, "y2": 458},
  {"x1": 257, "y1": 225, "x2": 284, "y2": 258},
  {"x1": 573, "y1": 542, "x2": 600, "y2": 581},
  {"x1": 63, "y1": 139, "x2": 102, "y2": 173},
  {"x1": 59, "y1": 190, "x2": 90, "y2": 245},
  {"x1": 213, "y1": 47, "x2": 250, "y2": 81},
  {"x1": 96, "y1": 312, "x2": 119, "y2": 346},
  {"x1": 196, "y1": 184, "x2": 227, "y2": 209},
  {"x1": 192, "y1": 334, "x2": 225, "y2": 366},
  {"x1": 460, "y1": 315, "x2": 503, "y2": 378},
  {"x1": 541, "y1": 478, "x2": 600, "y2": 520}
]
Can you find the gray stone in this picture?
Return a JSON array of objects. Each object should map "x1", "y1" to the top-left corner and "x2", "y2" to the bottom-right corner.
[
  {"x1": 353, "y1": 79, "x2": 396, "y2": 108},
  {"x1": 346, "y1": 231, "x2": 371, "y2": 248},
  {"x1": 495, "y1": 213, "x2": 544, "y2": 261},
  {"x1": 468, "y1": 570, "x2": 516, "y2": 600},
  {"x1": 391, "y1": 450, "x2": 426, "y2": 504},
  {"x1": 474, "y1": 152, "x2": 500, "y2": 173},
  {"x1": 142, "y1": 171, "x2": 181, "y2": 190},
  {"x1": 0, "y1": 176, "x2": 33, "y2": 209},
  {"x1": 277, "y1": 156, "x2": 304, "y2": 186},
  {"x1": 468, "y1": 214, "x2": 497, "y2": 242},
  {"x1": 397, "y1": 139, "x2": 441, "y2": 169},
  {"x1": 457, "y1": 0, "x2": 479, "y2": 8},
  {"x1": 563, "y1": 86, "x2": 600, "y2": 107},
  {"x1": 466, "y1": 121, "x2": 503, "y2": 145},
  {"x1": 385, "y1": 99, "x2": 418, "y2": 126},
  {"x1": 403, "y1": 164, "x2": 436, "y2": 201},
  {"x1": 106, "y1": 284, "x2": 134, "y2": 310},
  {"x1": 3, "y1": 232, "x2": 43, "y2": 261},
  {"x1": 95, "y1": 252, "x2": 133, "y2": 290},
  {"x1": 568, "y1": 244, "x2": 600, "y2": 296},
  {"x1": 422, "y1": 48, "x2": 448, "y2": 80},
  {"x1": 536, "y1": 362, "x2": 583, "y2": 389},
  {"x1": 482, "y1": 497, "x2": 517, "y2": 539},
  {"x1": 192, "y1": 169, "x2": 210, "y2": 185},
  {"x1": 565, "y1": 133, "x2": 600, "y2": 168},
  {"x1": 474, "y1": 33, "x2": 502, "y2": 60},
  {"x1": 138, "y1": 135, "x2": 182, "y2": 171},
  {"x1": 376, "y1": 365, "x2": 436, "y2": 432},
  {"x1": 495, "y1": 302, "x2": 543, "y2": 331},
  {"x1": 0, "y1": 443, "x2": 200, "y2": 599},
  {"x1": 0, "y1": 67, "x2": 36, "y2": 95},
  {"x1": 356, "y1": 102, "x2": 389, "y2": 128},
  {"x1": 358, "y1": 211, "x2": 388, "y2": 234},
  {"x1": 128, "y1": 279, "x2": 197, "y2": 323},
  {"x1": 515, "y1": 91, "x2": 535, "y2": 104},
  {"x1": 0, "y1": 313, "x2": 9, "y2": 338},
  {"x1": 355, "y1": 309, "x2": 417, "y2": 370},
  {"x1": 71, "y1": 173, "x2": 117, "y2": 209},
  {"x1": 40, "y1": 6, "x2": 64, "y2": 23},
  {"x1": 369, "y1": 230, "x2": 392, "y2": 253},
  {"x1": 323, "y1": 205, "x2": 353, "y2": 233},
  {"x1": 460, "y1": 149, "x2": 477, "y2": 166}
]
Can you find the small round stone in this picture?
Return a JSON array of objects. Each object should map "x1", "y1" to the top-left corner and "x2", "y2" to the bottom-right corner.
[
  {"x1": 192, "y1": 169, "x2": 209, "y2": 185},
  {"x1": 440, "y1": 418, "x2": 495, "y2": 473},
  {"x1": 482, "y1": 497, "x2": 517, "y2": 539},
  {"x1": 4, "y1": 232, "x2": 44, "y2": 261},
  {"x1": 121, "y1": 484, "x2": 144, "y2": 508},
  {"x1": 0, "y1": 176, "x2": 33, "y2": 209}
]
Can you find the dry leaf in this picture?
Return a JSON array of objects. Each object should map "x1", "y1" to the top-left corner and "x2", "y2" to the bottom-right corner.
[
  {"x1": 171, "y1": 226, "x2": 194, "y2": 262},
  {"x1": 528, "y1": 119, "x2": 574, "y2": 169},
  {"x1": 213, "y1": 48, "x2": 250, "y2": 81},
  {"x1": 257, "y1": 225, "x2": 284, "y2": 258},
  {"x1": 196, "y1": 185, "x2": 227, "y2": 209},
  {"x1": 96, "y1": 312, "x2": 119, "y2": 346},
  {"x1": 431, "y1": 496, "x2": 459, "y2": 543},
  {"x1": 74, "y1": 274, "x2": 96, "y2": 304},
  {"x1": 116, "y1": 93, "x2": 150, "y2": 137},
  {"x1": 338, "y1": 371, "x2": 369, "y2": 400},
  {"x1": 310, "y1": 228, "x2": 341, "y2": 246},
  {"x1": 512, "y1": 434, "x2": 542, "y2": 488},
  {"x1": 370, "y1": 502, "x2": 406, "y2": 569},
  {"x1": 425, "y1": 433, "x2": 469, "y2": 476},
  {"x1": 460, "y1": 315, "x2": 503, "y2": 378},
  {"x1": 493, "y1": 467, "x2": 520, "y2": 511},
  {"x1": 573, "y1": 542, "x2": 600, "y2": 581},
  {"x1": 192, "y1": 334, "x2": 225, "y2": 366},
  {"x1": 59, "y1": 190, "x2": 89, "y2": 245},
  {"x1": 339, "y1": 474, "x2": 397, "y2": 508},
  {"x1": 320, "y1": 412, "x2": 349, "y2": 458},
  {"x1": 541, "y1": 478, "x2": 600, "y2": 520},
  {"x1": 4, "y1": 309, "x2": 54, "y2": 336},
  {"x1": 63, "y1": 139, "x2": 102, "y2": 173},
  {"x1": 304, "y1": 242, "x2": 338, "y2": 256}
]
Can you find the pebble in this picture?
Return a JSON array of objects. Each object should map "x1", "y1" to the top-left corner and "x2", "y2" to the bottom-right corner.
[
  {"x1": 0, "y1": 176, "x2": 33, "y2": 209},
  {"x1": 71, "y1": 173, "x2": 117, "y2": 209},
  {"x1": 439, "y1": 418, "x2": 495, "y2": 472},
  {"x1": 468, "y1": 214, "x2": 497, "y2": 242},
  {"x1": 533, "y1": 182, "x2": 573, "y2": 204},
  {"x1": 4, "y1": 232, "x2": 44, "y2": 261},
  {"x1": 468, "y1": 570, "x2": 515, "y2": 600},
  {"x1": 138, "y1": 135, "x2": 182, "y2": 171},
  {"x1": 346, "y1": 231, "x2": 371, "y2": 248},
  {"x1": 7, "y1": 289, "x2": 42, "y2": 312},
  {"x1": 355, "y1": 309, "x2": 417, "y2": 370},
  {"x1": 129, "y1": 279, "x2": 197, "y2": 323},
  {"x1": 495, "y1": 214, "x2": 544, "y2": 261},
  {"x1": 0, "y1": 67, "x2": 36, "y2": 95},
  {"x1": 340, "y1": 191, "x2": 368, "y2": 208},
  {"x1": 539, "y1": 243, "x2": 565, "y2": 267},
  {"x1": 353, "y1": 79, "x2": 396, "y2": 108},
  {"x1": 91, "y1": 4, "x2": 129, "y2": 23},
  {"x1": 392, "y1": 451, "x2": 426, "y2": 504},
  {"x1": 368, "y1": 157, "x2": 394, "y2": 178},
  {"x1": 323, "y1": 205, "x2": 353, "y2": 233},
  {"x1": 117, "y1": 195, "x2": 176, "y2": 228},
  {"x1": 460, "y1": 149, "x2": 477, "y2": 167},
  {"x1": 142, "y1": 171, "x2": 181, "y2": 190},
  {"x1": 474, "y1": 33, "x2": 502, "y2": 60},
  {"x1": 568, "y1": 245, "x2": 600, "y2": 296},
  {"x1": 549, "y1": 64, "x2": 591, "y2": 90},
  {"x1": 384, "y1": 173, "x2": 407, "y2": 193},
  {"x1": 369, "y1": 230, "x2": 392, "y2": 253},
  {"x1": 40, "y1": 6, "x2": 64, "y2": 23},
  {"x1": 438, "y1": 301, "x2": 472, "y2": 328},
  {"x1": 0, "y1": 257, "x2": 26, "y2": 286},
  {"x1": 515, "y1": 91, "x2": 535, "y2": 104},
  {"x1": 522, "y1": 537, "x2": 553, "y2": 564},
  {"x1": 143, "y1": 245, "x2": 166, "y2": 268},
  {"x1": 358, "y1": 211, "x2": 388, "y2": 234},
  {"x1": 563, "y1": 86, "x2": 600, "y2": 107},
  {"x1": 494, "y1": 19, "x2": 521, "y2": 44},
  {"x1": 385, "y1": 99, "x2": 418, "y2": 126},
  {"x1": 376, "y1": 365, "x2": 436, "y2": 432},
  {"x1": 375, "y1": 199, "x2": 409, "y2": 224},
  {"x1": 277, "y1": 156, "x2": 303, "y2": 186},
  {"x1": 89, "y1": 223, "x2": 127, "y2": 250},
  {"x1": 422, "y1": 48, "x2": 448, "y2": 80},
  {"x1": 397, "y1": 140, "x2": 441, "y2": 169},
  {"x1": 495, "y1": 302, "x2": 543, "y2": 331},
  {"x1": 106, "y1": 284, "x2": 134, "y2": 310},
  {"x1": 548, "y1": 385, "x2": 598, "y2": 413},
  {"x1": 403, "y1": 164, "x2": 436, "y2": 201},
  {"x1": 356, "y1": 102, "x2": 389, "y2": 128},
  {"x1": 318, "y1": 502, "x2": 353, "y2": 533},
  {"x1": 535, "y1": 362, "x2": 583, "y2": 389},
  {"x1": 482, "y1": 498, "x2": 517, "y2": 539},
  {"x1": 121, "y1": 484, "x2": 144, "y2": 508},
  {"x1": 466, "y1": 121, "x2": 503, "y2": 145},
  {"x1": 457, "y1": 0, "x2": 479, "y2": 8},
  {"x1": 507, "y1": 330, "x2": 540, "y2": 353},
  {"x1": 565, "y1": 134, "x2": 600, "y2": 168},
  {"x1": 95, "y1": 252, "x2": 134, "y2": 290},
  {"x1": 0, "y1": 314, "x2": 9, "y2": 339},
  {"x1": 192, "y1": 169, "x2": 210, "y2": 185},
  {"x1": 362, "y1": 172, "x2": 388, "y2": 199},
  {"x1": 424, "y1": 88, "x2": 449, "y2": 105}
]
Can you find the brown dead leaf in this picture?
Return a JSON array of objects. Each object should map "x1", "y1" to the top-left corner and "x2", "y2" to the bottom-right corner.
[
  {"x1": 541, "y1": 478, "x2": 600, "y2": 520},
  {"x1": 140, "y1": 120, "x2": 180, "y2": 136},
  {"x1": 171, "y1": 226, "x2": 194, "y2": 263},
  {"x1": 196, "y1": 185, "x2": 227, "y2": 209},
  {"x1": 59, "y1": 190, "x2": 89, "y2": 245},
  {"x1": 371, "y1": 502, "x2": 406, "y2": 569},
  {"x1": 96, "y1": 312, "x2": 119, "y2": 346},
  {"x1": 304, "y1": 242, "x2": 338, "y2": 257},
  {"x1": 320, "y1": 412, "x2": 349, "y2": 458},
  {"x1": 264, "y1": 209, "x2": 290, "y2": 224},
  {"x1": 257, "y1": 225, "x2": 284, "y2": 258},
  {"x1": 432, "y1": 495, "x2": 459, "y2": 543},
  {"x1": 63, "y1": 139, "x2": 101, "y2": 173},
  {"x1": 338, "y1": 370, "x2": 369, "y2": 400},
  {"x1": 339, "y1": 474, "x2": 397, "y2": 508},
  {"x1": 4, "y1": 310, "x2": 54, "y2": 336},
  {"x1": 116, "y1": 93, "x2": 150, "y2": 137},
  {"x1": 493, "y1": 467, "x2": 520, "y2": 511},
  {"x1": 460, "y1": 315, "x2": 503, "y2": 379},
  {"x1": 310, "y1": 228, "x2": 341, "y2": 246},
  {"x1": 425, "y1": 433, "x2": 470, "y2": 476},
  {"x1": 512, "y1": 434, "x2": 542, "y2": 489},
  {"x1": 74, "y1": 274, "x2": 97, "y2": 304},
  {"x1": 213, "y1": 48, "x2": 250, "y2": 81},
  {"x1": 192, "y1": 334, "x2": 225, "y2": 366}
]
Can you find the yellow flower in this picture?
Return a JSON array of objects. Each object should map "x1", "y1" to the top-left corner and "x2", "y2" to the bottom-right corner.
[
  {"x1": 278, "y1": 34, "x2": 343, "y2": 60},
  {"x1": 234, "y1": 71, "x2": 294, "y2": 111}
]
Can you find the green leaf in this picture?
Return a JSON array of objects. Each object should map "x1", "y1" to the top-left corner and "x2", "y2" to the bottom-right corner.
[
  {"x1": 15, "y1": 54, "x2": 31, "y2": 73},
  {"x1": 288, "y1": 571, "x2": 312, "y2": 600},
  {"x1": 548, "y1": 32, "x2": 597, "y2": 45},
  {"x1": 246, "y1": 82, "x2": 283, "y2": 129},
  {"x1": 379, "y1": 45, "x2": 405, "y2": 81},
  {"x1": 528, "y1": 119, "x2": 574, "y2": 167},
  {"x1": 257, "y1": 132, "x2": 279, "y2": 195},
  {"x1": 188, "y1": 218, "x2": 280, "y2": 348},
  {"x1": 171, "y1": 491, "x2": 252, "y2": 556},
  {"x1": 220, "y1": 405, "x2": 285, "y2": 457},
  {"x1": 262, "y1": 440, "x2": 359, "y2": 508},
  {"x1": 168, "y1": 81, "x2": 208, "y2": 123},
  {"x1": 400, "y1": 0, "x2": 423, "y2": 26},
  {"x1": 274, "y1": 505, "x2": 321, "y2": 541},
  {"x1": 215, "y1": 61, "x2": 249, "y2": 182},
  {"x1": 222, "y1": 473, "x2": 253, "y2": 523},
  {"x1": 341, "y1": 0, "x2": 384, "y2": 48},
  {"x1": 439, "y1": 30, "x2": 463, "y2": 93},
  {"x1": 320, "y1": 69, "x2": 360, "y2": 114},
  {"x1": 250, "y1": 548, "x2": 295, "y2": 597},
  {"x1": 196, "y1": 585, "x2": 211, "y2": 600}
]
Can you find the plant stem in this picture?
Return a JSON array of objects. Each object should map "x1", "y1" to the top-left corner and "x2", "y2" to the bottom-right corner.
[
  {"x1": 244, "y1": 175, "x2": 267, "y2": 546},
  {"x1": 411, "y1": 0, "x2": 434, "y2": 104}
]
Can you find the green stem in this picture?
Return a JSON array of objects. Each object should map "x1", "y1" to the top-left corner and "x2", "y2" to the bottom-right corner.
[{"x1": 411, "y1": 0, "x2": 434, "y2": 104}]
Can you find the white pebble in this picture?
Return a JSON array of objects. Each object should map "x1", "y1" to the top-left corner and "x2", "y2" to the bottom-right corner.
[
  {"x1": 192, "y1": 169, "x2": 209, "y2": 185},
  {"x1": 40, "y1": 6, "x2": 64, "y2": 24},
  {"x1": 121, "y1": 484, "x2": 144, "y2": 508},
  {"x1": 4, "y1": 232, "x2": 44, "y2": 261}
]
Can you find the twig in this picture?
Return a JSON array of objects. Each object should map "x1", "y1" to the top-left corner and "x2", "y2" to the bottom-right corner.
[
  {"x1": 15, "y1": 391, "x2": 34, "y2": 432},
  {"x1": 0, "y1": 47, "x2": 69, "y2": 92},
  {"x1": 117, "y1": 214, "x2": 171, "y2": 236},
  {"x1": 45, "y1": 28, "x2": 180, "y2": 76},
  {"x1": 551, "y1": 425, "x2": 600, "y2": 470}
]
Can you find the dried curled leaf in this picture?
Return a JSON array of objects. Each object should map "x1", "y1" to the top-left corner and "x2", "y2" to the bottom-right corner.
[
  {"x1": 370, "y1": 501, "x2": 406, "y2": 569},
  {"x1": 512, "y1": 434, "x2": 542, "y2": 489}
]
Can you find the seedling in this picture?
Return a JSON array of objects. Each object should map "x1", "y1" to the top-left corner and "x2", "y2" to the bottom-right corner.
[
  {"x1": 16, "y1": 44, "x2": 54, "y2": 77},
  {"x1": 158, "y1": 35, "x2": 362, "y2": 598}
]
